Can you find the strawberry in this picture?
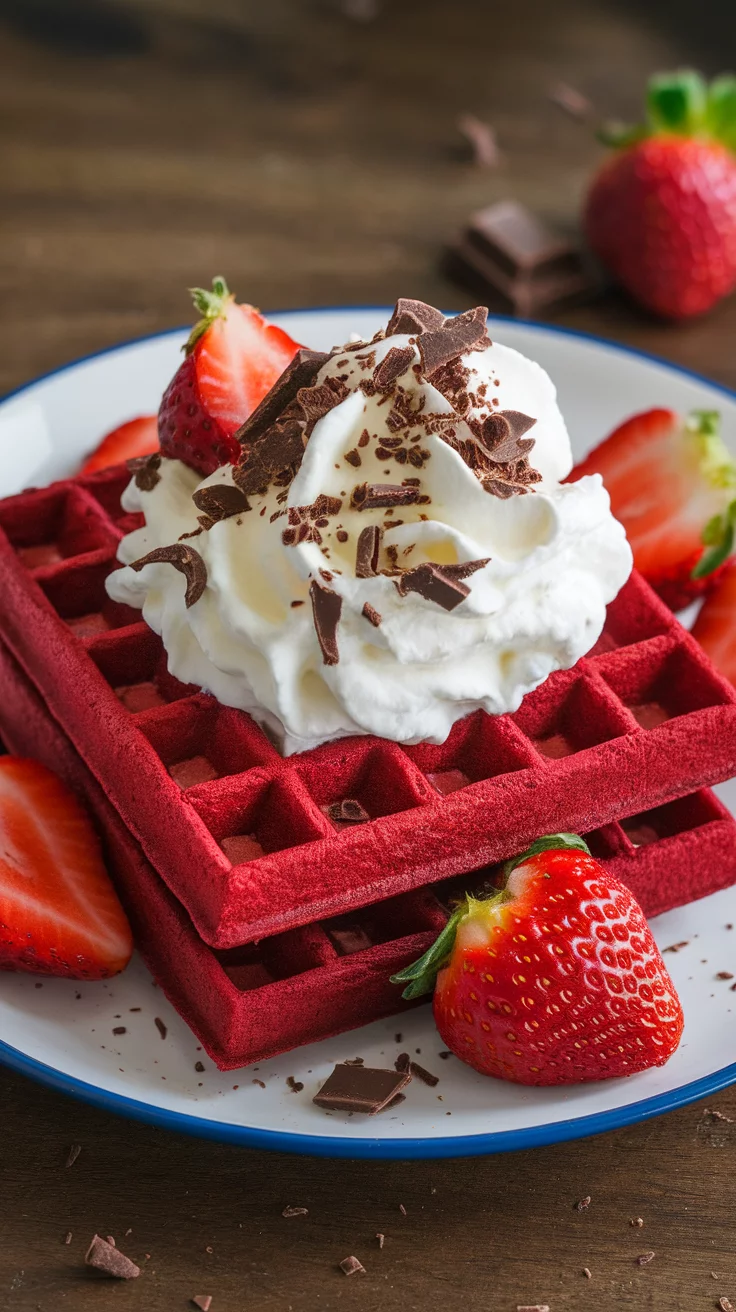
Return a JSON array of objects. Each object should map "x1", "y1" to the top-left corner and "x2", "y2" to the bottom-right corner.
[
  {"x1": 0, "y1": 757, "x2": 133, "y2": 979},
  {"x1": 158, "y1": 276, "x2": 300, "y2": 477},
  {"x1": 80, "y1": 415, "x2": 158, "y2": 475},
  {"x1": 584, "y1": 70, "x2": 736, "y2": 319},
  {"x1": 571, "y1": 407, "x2": 736, "y2": 610},
  {"x1": 392, "y1": 834, "x2": 683, "y2": 1086},
  {"x1": 692, "y1": 562, "x2": 736, "y2": 685}
]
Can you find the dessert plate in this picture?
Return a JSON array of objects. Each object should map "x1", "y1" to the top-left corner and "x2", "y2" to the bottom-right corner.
[{"x1": 1, "y1": 308, "x2": 736, "y2": 1159}]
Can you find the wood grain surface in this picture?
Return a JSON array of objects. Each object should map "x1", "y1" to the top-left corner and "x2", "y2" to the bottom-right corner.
[{"x1": 1, "y1": 2, "x2": 736, "y2": 1309}]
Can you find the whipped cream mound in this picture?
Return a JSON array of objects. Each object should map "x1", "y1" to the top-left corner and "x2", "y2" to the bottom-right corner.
[{"x1": 107, "y1": 299, "x2": 632, "y2": 755}]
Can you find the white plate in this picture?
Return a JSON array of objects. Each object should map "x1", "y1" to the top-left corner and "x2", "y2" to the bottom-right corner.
[{"x1": 1, "y1": 308, "x2": 736, "y2": 1159}]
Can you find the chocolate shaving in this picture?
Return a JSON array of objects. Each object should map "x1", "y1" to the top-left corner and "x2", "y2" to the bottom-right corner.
[
  {"x1": 339, "y1": 1256, "x2": 366, "y2": 1276},
  {"x1": 192, "y1": 483, "x2": 250, "y2": 522},
  {"x1": 127, "y1": 452, "x2": 161, "y2": 492},
  {"x1": 409, "y1": 1060, "x2": 439, "y2": 1087},
  {"x1": 418, "y1": 306, "x2": 488, "y2": 377},
  {"x1": 310, "y1": 580, "x2": 342, "y2": 665},
  {"x1": 326, "y1": 798, "x2": 370, "y2": 824},
  {"x1": 154, "y1": 1016, "x2": 167, "y2": 1040},
  {"x1": 373, "y1": 346, "x2": 415, "y2": 392},
  {"x1": 353, "y1": 483, "x2": 420, "y2": 511},
  {"x1": 85, "y1": 1235, "x2": 140, "y2": 1280},
  {"x1": 480, "y1": 409, "x2": 537, "y2": 461},
  {"x1": 286, "y1": 1075, "x2": 304, "y2": 1092},
  {"x1": 65, "y1": 1143, "x2": 82, "y2": 1168},
  {"x1": 355, "y1": 524, "x2": 382, "y2": 577},
  {"x1": 282, "y1": 1206, "x2": 308, "y2": 1218},
  {"x1": 235, "y1": 348, "x2": 332, "y2": 445},
  {"x1": 313, "y1": 1063, "x2": 411, "y2": 1114},
  {"x1": 376, "y1": 1233, "x2": 385, "y2": 1249},
  {"x1": 362, "y1": 602, "x2": 382, "y2": 627},
  {"x1": 436, "y1": 558, "x2": 489, "y2": 582},
  {"x1": 386, "y1": 298, "x2": 445, "y2": 336},
  {"x1": 636, "y1": 1252, "x2": 655, "y2": 1266},
  {"x1": 398, "y1": 562, "x2": 470, "y2": 611},
  {"x1": 130, "y1": 544, "x2": 207, "y2": 608}
]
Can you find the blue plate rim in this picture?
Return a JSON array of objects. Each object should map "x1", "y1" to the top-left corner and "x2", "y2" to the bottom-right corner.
[{"x1": 1, "y1": 307, "x2": 735, "y2": 1159}]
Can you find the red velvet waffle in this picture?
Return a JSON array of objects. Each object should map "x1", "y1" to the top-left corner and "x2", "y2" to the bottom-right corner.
[
  {"x1": 1, "y1": 463, "x2": 736, "y2": 950},
  {"x1": 1, "y1": 636, "x2": 735, "y2": 1069}
]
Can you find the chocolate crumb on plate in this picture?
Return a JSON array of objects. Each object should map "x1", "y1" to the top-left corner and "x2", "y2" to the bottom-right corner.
[
  {"x1": 112, "y1": 1026, "x2": 126, "y2": 1035},
  {"x1": 192, "y1": 1296, "x2": 213, "y2": 1312},
  {"x1": 286, "y1": 1075, "x2": 304, "y2": 1093},
  {"x1": 663, "y1": 941, "x2": 690, "y2": 953},
  {"x1": 282, "y1": 1206, "x2": 308, "y2": 1218},
  {"x1": 636, "y1": 1251, "x2": 656, "y2": 1265},
  {"x1": 313, "y1": 1063, "x2": 411, "y2": 1114},
  {"x1": 253, "y1": 1079, "x2": 266, "y2": 1088},
  {"x1": 716, "y1": 971, "x2": 734, "y2": 979},
  {"x1": 154, "y1": 1017, "x2": 167, "y2": 1040},
  {"x1": 339, "y1": 1256, "x2": 366, "y2": 1276},
  {"x1": 394, "y1": 1052, "x2": 411, "y2": 1073},
  {"x1": 65, "y1": 1143, "x2": 82, "y2": 1168},
  {"x1": 85, "y1": 1234, "x2": 140, "y2": 1280},
  {"x1": 195, "y1": 1060, "x2": 205, "y2": 1073},
  {"x1": 409, "y1": 1060, "x2": 440, "y2": 1087}
]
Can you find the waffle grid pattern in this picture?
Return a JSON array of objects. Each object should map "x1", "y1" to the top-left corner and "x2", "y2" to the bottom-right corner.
[
  {"x1": 2, "y1": 464, "x2": 736, "y2": 950},
  {"x1": 0, "y1": 634, "x2": 734, "y2": 1069}
]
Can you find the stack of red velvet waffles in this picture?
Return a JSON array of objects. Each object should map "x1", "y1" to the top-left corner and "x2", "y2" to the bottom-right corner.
[{"x1": 1, "y1": 461, "x2": 736, "y2": 1068}]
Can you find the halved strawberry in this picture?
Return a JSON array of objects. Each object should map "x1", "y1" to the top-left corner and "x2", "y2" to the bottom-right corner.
[
  {"x1": 571, "y1": 407, "x2": 736, "y2": 610},
  {"x1": 80, "y1": 415, "x2": 158, "y2": 475},
  {"x1": 692, "y1": 562, "x2": 736, "y2": 685},
  {"x1": 0, "y1": 757, "x2": 133, "y2": 979},
  {"x1": 158, "y1": 277, "x2": 301, "y2": 477},
  {"x1": 392, "y1": 834, "x2": 683, "y2": 1086}
]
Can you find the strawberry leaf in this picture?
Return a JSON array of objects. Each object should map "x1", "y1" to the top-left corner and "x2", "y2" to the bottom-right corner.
[
  {"x1": 647, "y1": 69, "x2": 708, "y2": 135},
  {"x1": 185, "y1": 276, "x2": 233, "y2": 355},
  {"x1": 503, "y1": 832, "x2": 590, "y2": 879},
  {"x1": 693, "y1": 499, "x2": 736, "y2": 579},
  {"x1": 390, "y1": 901, "x2": 470, "y2": 1000},
  {"x1": 707, "y1": 75, "x2": 736, "y2": 153}
]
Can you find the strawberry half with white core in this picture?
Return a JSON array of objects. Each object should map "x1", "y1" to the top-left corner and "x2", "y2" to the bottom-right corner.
[
  {"x1": 158, "y1": 277, "x2": 301, "y2": 477},
  {"x1": 571, "y1": 407, "x2": 736, "y2": 610},
  {"x1": 392, "y1": 834, "x2": 683, "y2": 1086},
  {"x1": 0, "y1": 758, "x2": 133, "y2": 979}
]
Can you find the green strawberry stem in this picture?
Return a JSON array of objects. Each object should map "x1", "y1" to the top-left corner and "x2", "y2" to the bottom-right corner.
[
  {"x1": 598, "y1": 69, "x2": 736, "y2": 152},
  {"x1": 185, "y1": 275, "x2": 232, "y2": 354},
  {"x1": 390, "y1": 833, "x2": 591, "y2": 1001},
  {"x1": 684, "y1": 410, "x2": 736, "y2": 580}
]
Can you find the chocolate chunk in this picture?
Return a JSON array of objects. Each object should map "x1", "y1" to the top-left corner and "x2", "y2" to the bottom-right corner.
[
  {"x1": 409, "y1": 1061, "x2": 440, "y2": 1087},
  {"x1": 313, "y1": 1063, "x2": 412, "y2": 1114},
  {"x1": 354, "y1": 483, "x2": 420, "y2": 510},
  {"x1": 394, "y1": 1052, "x2": 411, "y2": 1073},
  {"x1": 362, "y1": 602, "x2": 382, "y2": 627},
  {"x1": 127, "y1": 452, "x2": 161, "y2": 492},
  {"x1": 297, "y1": 377, "x2": 349, "y2": 436},
  {"x1": 130, "y1": 544, "x2": 207, "y2": 608},
  {"x1": 286, "y1": 1075, "x2": 305, "y2": 1092},
  {"x1": 85, "y1": 1235, "x2": 140, "y2": 1279},
  {"x1": 373, "y1": 346, "x2": 415, "y2": 392},
  {"x1": 417, "y1": 306, "x2": 489, "y2": 377},
  {"x1": 234, "y1": 414, "x2": 305, "y2": 496},
  {"x1": 447, "y1": 199, "x2": 598, "y2": 317},
  {"x1": 112, "y1": 1026, "x2": 127, "y2": 1035},
  {"x1": 386, "y1": 298, "x2": 445, "y2": 336},
  {"x1": 195, "y1": 1061, "x2": 205, "y2": 1072},
  {"x1": 326, "y1": 798, "x2": 370, "y2": 825},
  {"x1": 192, "y1": 483, "x2": 250, "y2": 521},
  {"x1": 235, "y1": 348, "x2": 332, "y2": 445},
  {"x1": 339, "y1": 1256, "x2": 366, "y2": 1276},
  {"x1": 192, "y1": 1298, "x2": 212, "y2": 1312},
  {"x1": 310, "y1": 580, "x2": 342, "y2": 665},
  {"x1": 480, "y1": 410, "x2": 537, "y2": 462},
  {"x1": 154, "y1": 1016, "x2": 167, "y2": 1040},
  {"x1": 355, "y1": 524, "x2": 382, "y2": 577},
  {"x1": 398, "y1": 562, "x2": 470, "y2": 611}
]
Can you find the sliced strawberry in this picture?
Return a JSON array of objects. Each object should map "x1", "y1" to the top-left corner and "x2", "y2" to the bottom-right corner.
[
  {"x1": 393, "y1": 833, "x2": 683, "y2": 1086},
  {"x1": 158, "y1": 277, "x2": 300, "y2": 477},
  {"x1": 0, "y1": 757, "x2": 133, "y2": 979},
  {"x1": 80, "y1": 415, "x2": 158, "y2": 475},
  {"x1": 692, "y1": 563, "x2": 736, "y2": 685},
  {"x1": 571, "y1": 407, "x2": 736, "y2": 610}
]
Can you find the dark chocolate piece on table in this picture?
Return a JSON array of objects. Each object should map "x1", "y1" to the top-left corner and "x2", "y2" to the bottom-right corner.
[
  {"x1": 339, "y1": 1256, "x2": 366, "y2": 1276},
  {"x1": 355, "y1": 524, "x2": 382, "y2": 576},
  {"x1": 129, "y1": 543, "x2": 207, "y2": 608},
  {"x1": 192, "y1": 482, "x2": 250, "y2": 521},
  {"x1": 234, "y1": 347, "x2": 332, "y2": 445},
  {"x1": 447, "y1": 199, "x2": 598, "y2": 317},
  {"x1": 417, "y1": 306, "x2": 489, "y2": 377},
  {"x1": 85, "y1": 1235, "x2": 141, "y2": 1279},
  {"x1": 398, "y1": 562, "x2": 470, "y2": 611},
  {"x1": 313, "y1": 1063, "x2": 412, "y2": 1114},
  {"x1": 386, "y1": 297, "x2": 446, "y2": 336},
  {"x1": 309, "y1": 580, "x2": 342, "y2": 665}
]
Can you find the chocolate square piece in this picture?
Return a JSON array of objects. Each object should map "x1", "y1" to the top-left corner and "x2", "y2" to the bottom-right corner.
[
  {"x1": 313, "y1": 1063, "x2": 411, "y2": 1114},
  {"x1": 446, "y1": 199, "x2": 598, "y2": 317}
]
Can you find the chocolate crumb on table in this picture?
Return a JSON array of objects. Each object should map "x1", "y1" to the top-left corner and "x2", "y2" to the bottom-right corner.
[
  {"x1": 630, "y1": 1217, "x2": 644, "y2": 1227},
  {"x1": 636, "y1": 1251, "x2": 656, "y2": 1265},
  {"x1": 376, "y1": 1233, "x2": 385, "y2": 1248},
  {"x1": 282, "y1": 1205, "x2": 308, "y2": 1217},
  {"x1": 192, "y1": 1296, "x2": 213, "y2": 1312},
  {"x1": 63, "y1": 1232, "x2": 72, "y2": 1245},
  {"x1": 339, "y1": 1255, "x2": 366, "y2": 1276},
  {"x1": 516, "y1": 1305, "x2": 550, "y2": 1312},
  {"x1": 583, "y1": 1267, "x2": 592, "y2": 1279},
  {"x1": 65, "y1": 1143, "x2": 81, "y2": 1168},
  {"x1": 719, "y1": 1298, "x2": 735, "y2": 1312},
  {"x1": 457, "y1": 113, "x2": 499, "y2": 168},
  {"x1": 575, "y1": 1195, "x2": 591, "y2": 1211}
]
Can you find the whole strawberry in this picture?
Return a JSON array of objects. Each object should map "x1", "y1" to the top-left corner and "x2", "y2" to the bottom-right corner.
[
  {"x1": 392, "y1": 835, "x2": 683, "y2": 1085},
  {"x1": 159, "y1": 276, "x2": 300, "y2": 476},
  {"x1": 585, "y1": 70, "x2": 736, "y2": 319}
]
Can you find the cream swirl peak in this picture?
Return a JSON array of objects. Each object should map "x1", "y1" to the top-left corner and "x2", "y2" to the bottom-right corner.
[{"x1": 107, "y1": 299, "x2": 632, "y2": 754}]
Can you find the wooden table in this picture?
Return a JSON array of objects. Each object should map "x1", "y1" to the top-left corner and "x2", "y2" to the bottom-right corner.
[{"x1": 2, "y1": 2, "x2": 736, "y2": 1308}]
